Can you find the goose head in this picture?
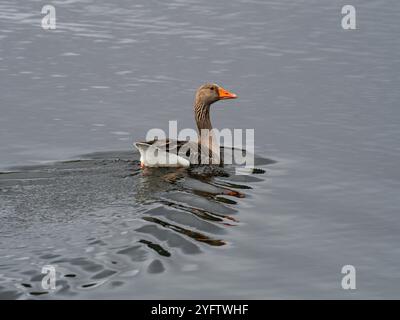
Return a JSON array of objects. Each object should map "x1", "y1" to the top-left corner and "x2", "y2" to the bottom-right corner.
[
  {"x1": 194, "y1": 83, "x2": 237, "y2": 131},
  {"x1": 195, "y1": 83, "x2": 237, "y2": 106}
]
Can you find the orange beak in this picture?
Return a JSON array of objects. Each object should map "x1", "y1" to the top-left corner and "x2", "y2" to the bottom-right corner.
[{"x1": 218, "y1": 86, "x2": 237, "y2": 100}]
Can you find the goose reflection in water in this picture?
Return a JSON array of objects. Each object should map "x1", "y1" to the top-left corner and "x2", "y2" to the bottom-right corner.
[{"x1": 133, "y1": 146, "x2": 272, "y2": 249}]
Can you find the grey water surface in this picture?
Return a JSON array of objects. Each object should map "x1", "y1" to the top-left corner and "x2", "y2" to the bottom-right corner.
[{"x1": 0, "y1": 0, "x2": 399, "y2": 299}]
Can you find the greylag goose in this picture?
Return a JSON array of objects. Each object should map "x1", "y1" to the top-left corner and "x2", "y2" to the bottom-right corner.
[{"x1": 134, "y1": 83, "x2": 237, "y2": 168}]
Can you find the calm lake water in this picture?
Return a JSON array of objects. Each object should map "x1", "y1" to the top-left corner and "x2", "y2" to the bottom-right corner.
[{"x1": 0, "y1": 0, "x2": 399, "y2": 299}]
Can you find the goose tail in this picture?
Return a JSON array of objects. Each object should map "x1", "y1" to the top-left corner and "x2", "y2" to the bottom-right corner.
[{"x1": 133, "y1": 141, "x2": 190, "y2": 168}]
